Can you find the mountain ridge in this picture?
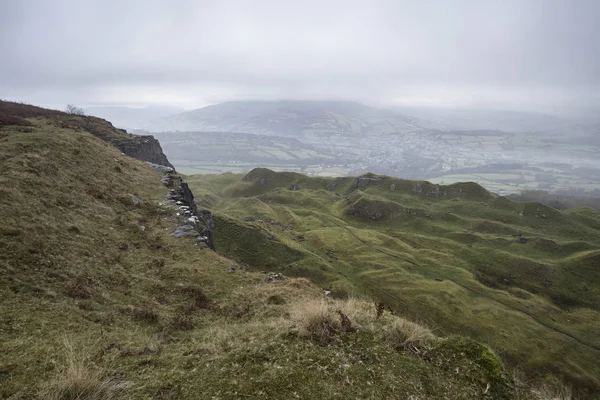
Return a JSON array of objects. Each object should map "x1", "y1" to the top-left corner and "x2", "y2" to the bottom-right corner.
[{"x1": 140, "y1": 100, "x2": 446, "y2": 135}]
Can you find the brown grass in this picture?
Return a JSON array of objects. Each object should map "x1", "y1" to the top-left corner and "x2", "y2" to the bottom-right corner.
[
  {"x1": 381, "y1": 318, "x2": 435, "y2": 350},
  {"x1": 288, "y1": 295, "x2": 435, "y2": 349},
  {"x1": 290, "y1": 298, "x2": 339, "y2": 343},
  {"x1": 531, "y1": 383, "x2": 574, "y2": 400},
  {"x1": 39, "y1": 341, "x2": 131, "y2": 400}
]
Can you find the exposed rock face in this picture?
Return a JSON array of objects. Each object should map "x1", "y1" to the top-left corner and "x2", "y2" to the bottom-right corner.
[
  {"x1": 175, "y1": 180, "x2": 215, "y2": 250},
  {"x1": 352, "y1": 176, "x2": 381, "y2": 191},
  {"x1": 111, "y1": 135, "x2": 175, "y2": 171}
]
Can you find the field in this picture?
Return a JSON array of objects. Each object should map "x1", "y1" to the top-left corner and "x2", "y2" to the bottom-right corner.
[{"x1": 188, "y1": 169, "x2": 600, "y2": 395}]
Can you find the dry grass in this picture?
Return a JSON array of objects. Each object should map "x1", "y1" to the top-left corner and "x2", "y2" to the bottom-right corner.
[
  {"x1": 531, "y1": 383, "x2": 574, "y2": 400},
  {"x1": 381, "y1": 317, "x2": 435, "y2": 350},
  {"x1": 288, "y1": 294, "x2": 435, "y2": 349},
  {"x1": 290, "y1": 298, "x2": 339, "y2": 343},
  {"x1": 39, "y1": 341, "x2": 131, "y2": 400}
]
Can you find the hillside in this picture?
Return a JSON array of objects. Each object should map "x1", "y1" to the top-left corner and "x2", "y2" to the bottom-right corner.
[
  {"x1": 187, "y1": 168, "x2": 600, "y2": 398},
  {"x1": 0, "y1": 102, "x2": 564, "y2": 399},
  {"x1": 140, "y1": 100, "x2": 444, "y2": 135}
]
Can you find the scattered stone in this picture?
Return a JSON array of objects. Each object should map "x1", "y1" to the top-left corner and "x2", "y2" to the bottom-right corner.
[
  {"x1": 326, "y1": 182, "x2": 337, "y2": 191},
  {"x1": 543, "y1": 281, "x2": 552, "y2": 288},
  {"x1": 145, "y1": 162, "x2": 174, "y2": 174},
  {"x1": 412, "y1": 183, "x2": 423, "y2": 195},
  {"x1": 294, "y1": 234, "x2": 305, "y2": 242},
  {"x1": 324, "y1": 290, "x2": 332, "y2": 296},
  {"x1": 264, "y1": 273, "x2": 282, "y2": 282},
  {"x1": 139, "y1": 225, "x2": 146, "y2": 232},
  {"x1": 289, "y1": 183, "x2": 300, "y2": 191},
  {"x1": 435, "y1": 277, "x2": 443, "y2": 282},
  {"x1": 171, "y1": 225, "x2": 197, "y2": 238},
  {"x1": 519, "y1": 211, "x2": 524, "y2": 217},
  {"x1": 353, "y1": 176, "x2": 381, "y2": 191},
  {"x1": 517, "y1": 237, "x2": 528, "y2": 244},
  {"x1": 502, "y1": 278, "x2": 510, "y2": 284},
  {"x1": 426, "y1": 186, "x2": 441, "y2": 198},
  {"x1": 130, "y1": 194, "x2": 142, "y2": 205},
  {"x1": 390, "y1": 184, "x2": 396, "y2": 191},
  {"x1": 161, "y1": 175, "x2": 174, "y2": 187}
]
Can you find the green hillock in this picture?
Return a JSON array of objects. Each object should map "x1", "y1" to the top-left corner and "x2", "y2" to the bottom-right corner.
[{"x1": 188, "y1": 168, "x2": 600, "y2": 398}]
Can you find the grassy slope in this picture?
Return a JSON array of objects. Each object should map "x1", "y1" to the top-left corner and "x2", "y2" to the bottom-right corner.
[
  {"x1": 0, "y1": 114, "x2": 526, "y2": 399},
  {"x1": 187, "y1": 168, "x2": 600, "y2": 397}
]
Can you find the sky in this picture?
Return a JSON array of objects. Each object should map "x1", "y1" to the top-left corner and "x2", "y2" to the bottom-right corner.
[{"x1": 1, "y1": 0, "x2": 599, "y2": 116}]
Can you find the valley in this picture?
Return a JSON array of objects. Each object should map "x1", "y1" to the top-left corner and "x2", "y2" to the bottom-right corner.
[{"x1": 119, "y1": 101, "x2": 600, "y2": 196}]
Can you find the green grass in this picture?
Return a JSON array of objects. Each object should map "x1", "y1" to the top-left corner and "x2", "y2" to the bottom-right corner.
[{"x1": 187, "y1": 168, "x2": 600, "y2": 397}]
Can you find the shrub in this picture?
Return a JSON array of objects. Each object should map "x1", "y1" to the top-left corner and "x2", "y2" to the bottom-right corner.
[{"x1": 65, "y1": 104, "x2": 85, "y2": 116}]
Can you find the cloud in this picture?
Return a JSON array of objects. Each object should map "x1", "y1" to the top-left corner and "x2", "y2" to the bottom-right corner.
[{"x1": 1, "y1": 0, "x2": 599, "y2": 114}]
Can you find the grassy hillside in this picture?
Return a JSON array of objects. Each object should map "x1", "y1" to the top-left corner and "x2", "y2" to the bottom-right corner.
[
  {"x1": 0, "y1": 105, "x2": 559, "y2": 399},
  {"x1": 188, "y1": 168, "x2": 600, "y2": 397}
]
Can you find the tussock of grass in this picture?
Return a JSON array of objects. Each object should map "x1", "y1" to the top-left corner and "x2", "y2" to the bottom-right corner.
[
  {"x1": 39, "y1": 341, "x2": 131, "y2": 400},
  {"x1": 288, "y1": 295, "x2": 435, "y2": 349},
  {"x1": 289, "y1": 298, "x2": 338, "y2": 343},
  {"x1": 531, "y1": 383, "x2": 573, "y2": 400},
  {"x1": 382, "y1": 317, "x2": 435, "y2": 350}
]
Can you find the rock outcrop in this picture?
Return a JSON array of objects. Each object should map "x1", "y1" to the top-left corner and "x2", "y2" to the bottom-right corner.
[
  {"x1": 165, "y1": 177, "x2": 215, "y2": 250},
  {"x1": 111, "y1": 135, "x2": 175, "y2": 171}
]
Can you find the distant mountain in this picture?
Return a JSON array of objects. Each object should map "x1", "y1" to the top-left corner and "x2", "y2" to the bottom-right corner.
[
  {"x1": 85, "y1": 105, "x2": 186, "y2": 130},
  {"x1": 393, "y1": 106, "x2": 571, "y2": 133},
  {"x1": 141, "y1": 100, "x2": 446, "y2": 135}
]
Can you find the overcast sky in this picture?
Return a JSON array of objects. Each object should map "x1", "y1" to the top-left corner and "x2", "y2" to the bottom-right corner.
[{"x1": 1, "y1": 0, "x2": 599, "y2": 115}]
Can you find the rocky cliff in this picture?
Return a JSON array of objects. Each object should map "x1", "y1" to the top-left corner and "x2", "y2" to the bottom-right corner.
[{"x1": 110, "y1": 135, "x2": 175, "y2": 170}]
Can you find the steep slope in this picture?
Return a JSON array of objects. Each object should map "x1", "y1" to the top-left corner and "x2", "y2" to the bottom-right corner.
[
  {"x1": 0, "y1": 104, "x2": 540, "y2": 399},
  {"x1": 188, "y1": 168, "x2": 600, "y2": 398},
  {"x1": 141, "y1": 100, "x2": 444, "y2": 135}
]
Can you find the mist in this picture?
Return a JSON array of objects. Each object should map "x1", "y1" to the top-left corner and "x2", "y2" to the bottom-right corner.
[{"x1": 2, "y1": 0, "x2": 600, "y2": 116}]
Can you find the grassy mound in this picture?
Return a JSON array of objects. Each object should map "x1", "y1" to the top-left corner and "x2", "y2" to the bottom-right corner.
[{"x1": 188, "y1": 168, "x2": 600, "y2": 398}]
